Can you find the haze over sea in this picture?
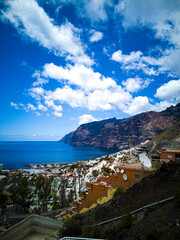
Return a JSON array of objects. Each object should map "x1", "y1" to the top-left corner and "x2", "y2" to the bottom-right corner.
[{"x1": 0, "y1": 141, "x2": 115, "y2": 170}]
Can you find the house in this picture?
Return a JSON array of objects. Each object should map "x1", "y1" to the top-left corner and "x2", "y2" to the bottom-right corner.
[
  {"x1": 60, "y1": 161, "x2": 155, "y2": 218},
  {"x1": 160, "y1": 150, "x2": 180, "y2": 162}
]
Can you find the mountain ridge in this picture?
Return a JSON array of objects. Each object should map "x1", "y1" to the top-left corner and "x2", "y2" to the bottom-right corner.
[{"x1": 61, "y1": 103, "x2": 180, "y2": 149}]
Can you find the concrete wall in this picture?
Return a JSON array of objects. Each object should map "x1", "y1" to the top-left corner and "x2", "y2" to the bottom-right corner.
[{"x1": 0, "y1": 215, "x2": 62, "y2": 240}]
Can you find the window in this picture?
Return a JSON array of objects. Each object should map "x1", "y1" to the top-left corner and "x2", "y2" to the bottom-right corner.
[
  {"x1": 167, "y1": 154, "x2": 172, "y2": 158},
  {"x1": 134, "y1": 174, "x2": 140, "y2": 179}
]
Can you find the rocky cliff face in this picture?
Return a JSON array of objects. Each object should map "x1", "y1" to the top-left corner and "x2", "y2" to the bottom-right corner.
[
  {"x1": 61, "y1": 103, "x2": 180, "y2": 149},
  {"x1": 152, "y1": 118, "x2": 180, "y2": 150},
  {"x1": 60, "y1": 131, "x2": 75, "y2": 144}
]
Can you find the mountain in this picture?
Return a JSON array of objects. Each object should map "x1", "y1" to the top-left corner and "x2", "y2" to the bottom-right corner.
[
  {"x1": 61, "y1": 103, "x2": 180, "y2": 149},
  {"x1": 152, "y1": 118, "x2": 180, "y2": 150},
  {"x1": 60, "y1": 131, "x2": 75, "y2": 144}
]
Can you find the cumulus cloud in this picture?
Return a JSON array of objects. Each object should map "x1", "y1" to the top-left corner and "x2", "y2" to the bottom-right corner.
[
  {"x1": 43, "y1": 63, "x2": 117, "y2": 91},
  {"x1": 123, "y1": 96, "x2": 152, "y2": 115},
  {"x1": 37, "y1": 103, "x2": 48, "y2": 112},
  {"x1": 10, "y1": 101, "x2": 42, "y2": 116},
  {"x1": 2, "y1": 0, "x2": 93, "y2": 66},
  {"x1": 52, "y1": 111, "x2": 62, "y2": 118},
  {"x1": 10, "y1": 102, "x2": 19, "y2": 109},
  {"x1": 32, "y1": 71, "x2": 48, "y2": 87},
  {"x1": 45, "y1": 99, "x2": 62, "y2": 112},
  {"x1": 119, "y1": 0, "x2": 180, "y2": 45},
  {"x1": 117, "y1": 0, "x2": 180, "y2": 76},
  {"x1": 155, "y1": 79, "x2": 180, "y2": 102},
  {"x1": 28, "y1": 87, "x2": 45, "y2": 100},
  {"x1": 111, "y1": 50, "x2": 158, "y2": 76},
  {"x1": 89, "y1": 30, "x2": 103, "y2": 42},
  {"x1": 123, "y1": 96, "x2": 174, "y2": 115},
  {"x1": 27, "y1": 103, "x2": 37, "y2": 111},
  {"x1": 122, "y1": 77, "x2": 152, "y2": 92},
  {"x1": 79, "y1": 114, "x2": 99, "y2": 125},
  {"x1": 45, "y1": 87, "x2": 86, "y2": 108}
]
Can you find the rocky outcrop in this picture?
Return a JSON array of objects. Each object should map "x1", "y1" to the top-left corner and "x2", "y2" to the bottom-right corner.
[
  {"x1": 152, "y1": 118, "x2": 180, "y2": 150},
  {"x1": 60, "y1": 131, "x2": 75, "y2": 144},
  {"x1": 61, "y1": 103, "x2": 180, "y2": 149}
]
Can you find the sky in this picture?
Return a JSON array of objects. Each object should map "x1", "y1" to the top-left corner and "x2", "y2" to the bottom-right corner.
[{"x1": 0, "y1": 0, "x2": 180, "y2": 141}]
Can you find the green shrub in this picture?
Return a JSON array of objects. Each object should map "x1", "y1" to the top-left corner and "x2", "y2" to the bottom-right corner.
[
  {"x1": 113, "y1": 187, "x2": 124, "y2": 198},
  {"x1": 82, "y1": 226, "x2": 100, "y2": 238},
  {"x1": 100, "y1": 226, "x2": 117, "y2": 240},
  {"x1": 100, "y1": 214, "x2": 132, "y2": 240},
  {"x1": 120, "y1": 213, "x2": 132, "y2": 229},
  {"x1": 145, "y1": 228, "x2": 160, "y2": 240},
  {"x1": 58, "y1": 217, "x2": 82, "y2": 238},
  {"x1": 174, "y1": 188, "x2": 180, "y2": 207}
]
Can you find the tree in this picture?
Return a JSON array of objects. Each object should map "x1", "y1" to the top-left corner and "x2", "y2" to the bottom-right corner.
[
  {"x1": 92, "y1": 169, "x2": 99, "y2": 178},
  {"x1": 35, "y1": 175, "x2": 53, "y2": 212},
  {"x1": 101, "y1": 165, "x2": 113, "y2": 176},
  {"x1": 9, "y1": 173, "x2": 32, "y2": 213},
  {"x1": 0, "y1": 178, "x2": 8, "y2": 214}
]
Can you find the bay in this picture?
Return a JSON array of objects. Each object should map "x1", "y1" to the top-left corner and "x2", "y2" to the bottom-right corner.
[{"x1": 0, "y1": 141, "x2": 116, "y2": 170}]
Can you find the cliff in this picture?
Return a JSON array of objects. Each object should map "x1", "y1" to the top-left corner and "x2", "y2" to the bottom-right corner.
[
  {"x1": 60, "y1": 131, "x2": 75, "y2": 144},
  {"x1": 61, "y1": 103, "x2": 180, "y2": 149},
  {"x1": 152, "y1": 118, "x2": 180, "y2": 150}
]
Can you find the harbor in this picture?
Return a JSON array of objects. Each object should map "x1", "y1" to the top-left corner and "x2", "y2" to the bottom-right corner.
[{"x1": 25, "y1": 162, "x2": 72, "y2": 169}]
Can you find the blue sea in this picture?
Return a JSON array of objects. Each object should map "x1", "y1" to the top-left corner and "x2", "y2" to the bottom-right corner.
[{"x1": 0, "y1": 141, "x2": 116, "y2": 170}]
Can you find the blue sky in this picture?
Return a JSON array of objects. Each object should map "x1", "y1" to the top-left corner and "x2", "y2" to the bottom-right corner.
[{"x1": 0, "y1": 0, "x2": 180, "y2": 141}]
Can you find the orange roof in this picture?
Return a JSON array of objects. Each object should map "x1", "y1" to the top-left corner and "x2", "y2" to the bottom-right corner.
[
  {"x1": 159, "y1": 150, "x2": 180, "y2": 153},
  {"x1": 97, "y1": 177, "x2": 108, "y2": 183}
]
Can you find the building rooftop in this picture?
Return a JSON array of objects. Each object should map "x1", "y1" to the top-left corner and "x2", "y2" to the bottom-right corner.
[
  {"x1": 159, "y1": 150, "x2": 180, "y2": 153},
  {"x1": 0, "y1": 215, "x2": 62, "y2": 240}
]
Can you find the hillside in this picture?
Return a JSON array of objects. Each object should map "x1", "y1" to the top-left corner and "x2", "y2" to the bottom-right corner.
[
  {"x1": 152, "y1": 118, "x2": 180, "y2": 150},
  {"x1": 67, "y1": 161, "x2": 180, "y2": 240},
  {"x1": 61, "y1": 103, "x2": 180, "y2": 149}
]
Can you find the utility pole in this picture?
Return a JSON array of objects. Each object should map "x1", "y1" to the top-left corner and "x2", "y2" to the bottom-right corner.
[{"x1": 127, "y1": 135, "x2": 136, "y2": 158}]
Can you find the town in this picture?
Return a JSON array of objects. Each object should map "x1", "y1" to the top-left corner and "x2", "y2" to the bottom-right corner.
[{"x1": 1, "y1": 141, "x2": 179, "y2": 228}]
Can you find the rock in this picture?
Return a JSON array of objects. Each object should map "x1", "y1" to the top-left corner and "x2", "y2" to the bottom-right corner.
[{"x1": 61, "y1": 103, "x2": 180, "y2": 150}]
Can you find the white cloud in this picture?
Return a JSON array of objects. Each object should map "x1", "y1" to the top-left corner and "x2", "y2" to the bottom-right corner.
[
  {"x1": 45, "y1": 99, "x2": 62, "y2": 112},
  {"x1": 112, "y1": 50, "x2": 142, "y2": 64},
  {"x1": 32, "y1": 71, "x2": 48, "y2": 86},
  {"x1": 86, "y1": 88, "x2": 132, "y2": 110},
  {"x1": 52, "y1": 111, "x2": 62, "y2": 118},
  {"x1": 155, "y1": 79, "x2": 180, "y2": 102},
  {"x1": 43, "y1": 63, "x2": 117, "y2": 91},
  {"x1": 37, "y1": 103, "x2": 48, "y2": 112},
  {"x1": 118, "y1": 0, "x2": 180, "y2": 76},
  {"x1": 35, "y1": 111, "x2": 41, "y2": 116},
  {"x1": 111, "y1": 50, "x2": 158, "y2": 76},
  {"x1": 27, "y1": 103, "x2": 37, "y2": 111},
  {"x1": 153, "y1": 101, "x2": 175, "y2": 112},
  {"x1": 2, "y1": 0, "x2": 93, "y2": 66},
  {"x1": 49, "y1": 0, "x2": 112, "y2": 22},
  {"x1": 123, "y1": 96, "x2": 152, "y2": 115},
  {"x1": 10, "y1": 102, "x2": 19, "y2": 109},
  {"x1": 28, "y1": 87, "x2": 45, "y2": 100},
  {"x1": 85, "y1": 0, "x2": 109, "y2": 21},
  {"x1": 90, "y1": 30, "x2": 103, "y2": 42},
  {"x1": 122, "y1": 77, "x2": 152, "y2": 93},
  {"x1": 79, "y1": 114, "x2": 99, "y2": 125},
  {"x1": 45, "y1": 87, "x2": 86, "y2": 108}
]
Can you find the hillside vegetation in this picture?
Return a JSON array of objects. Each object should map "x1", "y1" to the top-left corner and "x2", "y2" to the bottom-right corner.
[{"x1": 59, "y1": 161, "x2": 180, "y2": 240}]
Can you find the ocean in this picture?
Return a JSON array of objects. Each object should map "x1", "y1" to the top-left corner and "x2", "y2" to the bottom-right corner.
[{"x1": 0, "y1": 141, "x2": 116, "y2": 170}]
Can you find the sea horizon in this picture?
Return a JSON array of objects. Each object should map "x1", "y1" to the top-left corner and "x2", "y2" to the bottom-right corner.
[{"x1": 0, "y1": 141, "x2": 116, "y2": 170}]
